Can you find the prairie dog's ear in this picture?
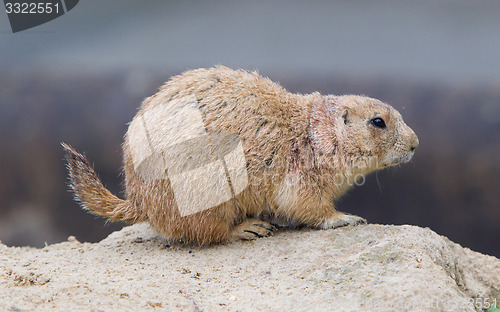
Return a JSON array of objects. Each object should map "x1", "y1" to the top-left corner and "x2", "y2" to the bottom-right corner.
[{"x1": 342, "y1": 109, "x2": 349, "y2": 125}]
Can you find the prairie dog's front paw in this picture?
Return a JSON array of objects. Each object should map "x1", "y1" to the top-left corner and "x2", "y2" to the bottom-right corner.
[{"x1": 319, "y1": 213, "x2": 366, "y2": 230}]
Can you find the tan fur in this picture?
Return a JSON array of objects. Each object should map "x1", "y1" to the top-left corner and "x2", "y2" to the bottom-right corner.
[{"x1": 63, "y1": 66, "x2": 419, "y2": 245}]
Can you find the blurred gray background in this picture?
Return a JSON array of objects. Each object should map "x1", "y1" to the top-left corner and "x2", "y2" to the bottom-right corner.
[{"x1": 1, "y1": 0, "x2": 499, "y2": 257}]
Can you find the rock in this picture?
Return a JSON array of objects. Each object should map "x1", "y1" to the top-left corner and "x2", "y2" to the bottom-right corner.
[{"x1": 0, "y1": 223, "x2": 498, "y2": 311}]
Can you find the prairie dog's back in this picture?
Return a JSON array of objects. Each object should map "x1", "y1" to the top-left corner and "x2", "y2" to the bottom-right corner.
[
  {"x1": 124, "y1": 66, "x2": 317, "y2": 186},
  {"x1": 139, "y1": 66, "x2": 312, "y2": 134}
]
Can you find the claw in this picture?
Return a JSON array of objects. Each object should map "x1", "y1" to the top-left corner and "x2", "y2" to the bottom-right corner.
[
  {"x1": 231, "y1": 219, "x2": 276, "y2": 241},
  {"x1": 319, "y1": 213, "x2": 367, "y2": 230}
]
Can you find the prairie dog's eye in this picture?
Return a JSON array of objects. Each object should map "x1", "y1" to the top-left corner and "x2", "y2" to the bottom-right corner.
[{"x1": 371, "y1": 117, "x2": 386, "y2": 129}]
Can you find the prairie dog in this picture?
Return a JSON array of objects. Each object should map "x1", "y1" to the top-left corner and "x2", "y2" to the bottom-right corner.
[{"x1": 63, "y1": 66, "x2": 419, "y2": 245}]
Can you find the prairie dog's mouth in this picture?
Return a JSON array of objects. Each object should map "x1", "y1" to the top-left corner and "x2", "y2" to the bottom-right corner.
[
  {"x1": 405, "y1": 151, "x2": 415, "y2": 162},
  {"x1": 382, "y1": 150, "x2": 415, "y2": 167}
]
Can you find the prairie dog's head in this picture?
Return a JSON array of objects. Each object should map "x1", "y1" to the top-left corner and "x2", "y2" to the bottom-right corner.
[{"x1": 311, "y1": 95, "x2": 419, "y2": 171}]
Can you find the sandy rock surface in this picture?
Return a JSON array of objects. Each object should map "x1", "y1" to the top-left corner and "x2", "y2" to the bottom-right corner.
[{"x1": 1, "y1": 223, "x2": 499, "y2": 312}]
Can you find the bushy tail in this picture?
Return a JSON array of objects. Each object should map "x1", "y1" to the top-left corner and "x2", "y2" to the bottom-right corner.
[{"x1": 62, "y1": 143, "x2": 142, "y2": 223}]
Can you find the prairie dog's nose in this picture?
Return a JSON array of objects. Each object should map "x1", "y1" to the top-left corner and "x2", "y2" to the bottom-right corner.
[{"x1": 409, "y1": 130, "x2": 419, "y2": 152}]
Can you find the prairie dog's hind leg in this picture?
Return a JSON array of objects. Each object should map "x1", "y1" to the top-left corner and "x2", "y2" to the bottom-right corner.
[{"x1": 230, "y1": 218, "x2": 277, "y2": 241}]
